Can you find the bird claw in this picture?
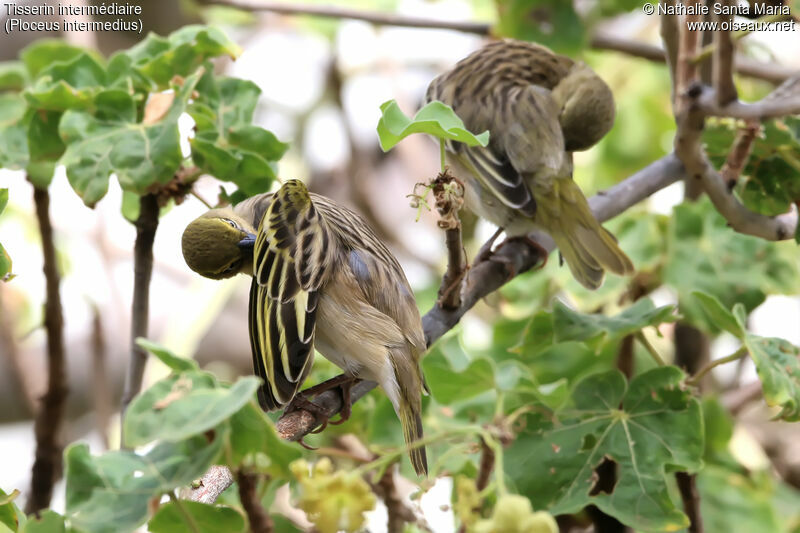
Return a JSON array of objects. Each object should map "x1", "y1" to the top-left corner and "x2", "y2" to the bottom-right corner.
[{"x1": 283, "y1": 375, "x2": 359, "y2": 438}]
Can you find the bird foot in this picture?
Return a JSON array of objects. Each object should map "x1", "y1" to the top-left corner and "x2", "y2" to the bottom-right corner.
[
  {"x1": 283, "y1": 375, "x2": 360, "y2": 437},
  {"x1": 475, "y1": 231, "x2": 548, "y2": 278}
]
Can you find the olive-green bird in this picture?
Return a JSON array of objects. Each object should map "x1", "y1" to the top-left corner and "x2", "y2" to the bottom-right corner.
[
  {"x1": 181, "y1": 179, "x2": 428, "y2": 475},
  {"x1": 426, "y1": 40, "x2": 634, "y2": 289}
]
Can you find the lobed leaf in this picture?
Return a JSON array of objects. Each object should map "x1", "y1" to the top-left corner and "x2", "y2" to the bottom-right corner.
[
  {"x1": 149, "y1": 501, "x2": 246, "y2": 533},
  {"x1": 376, "y1": 99, "x2": 489, "y2": 152},
  {"x1": 506, "y1": 367, "x2": 704, "y2": 531}
]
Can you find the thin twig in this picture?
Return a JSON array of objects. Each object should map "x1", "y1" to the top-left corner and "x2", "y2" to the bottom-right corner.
[
  {"x1": 720, "y1": 122, "x2": 759, "y2": 190},
  {"x1": 90, "y1": 303, "x2": 112, "y2": 449},
  {"x1": 676, "y1": 472, "x2": 703, "y2": 533},
  {"x1": 712, "y1": 0, "x2": 738, "y2": 106},
  {"x1": 237, "y1": 471, "x2": 274, "y2": 533},
  {"x1": 635, "y1": 331, "x2": 666, "y2": 367},
  {"x1": 475, "y1": 438, "x2": 495, "y2": 492},
  {"x1": 687, "y1": 346, "x2": 748, "y2": 386},
  {"x1": 26, "y1": 186, "x2": 68, "y2": 515},
  {"x1": 433, "y1": 171, "x2": 467, "y2": 310},
  {"x1": 120, "y1": 193, "x2": 160, "y2": 433}
]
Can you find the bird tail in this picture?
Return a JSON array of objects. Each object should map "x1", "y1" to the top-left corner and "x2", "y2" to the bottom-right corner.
[
  {"x1": 389, "y1": 350, "x2": 428, "y2": 476},
  {"x1": 540, "y1": 178, "x2": 634, "y2": 290}
]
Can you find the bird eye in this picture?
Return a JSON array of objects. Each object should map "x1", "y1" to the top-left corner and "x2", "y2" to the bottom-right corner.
[
  {"x1": 222, "y1": 218, "x2": 237, "y2": 229},
  {"x1": 221, "y1": 258, "x2": 243, "y2": 276}
]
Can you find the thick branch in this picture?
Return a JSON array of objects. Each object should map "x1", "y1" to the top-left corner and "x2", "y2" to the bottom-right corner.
[
  {"x1": 237, "y1": 471, "x2": 274, "y2": 533},
  {"x1": 121, "y1": 194, "x2": 160, "y2": 422},
  {"x1": 26, "y1": 186, "x2": 68, "y2": 514},
  {"x1": 276, "y1": 154, "x2": 686, "y2": 441}
]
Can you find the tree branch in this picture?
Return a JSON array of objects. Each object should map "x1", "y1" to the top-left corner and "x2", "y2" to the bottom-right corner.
[
  {"x1": 26, "y1": 186, "x2": 68, "y2": 514},
  {"x1": 120, "y1": 194, "x2": 160, "y2": 428},
  {"x1": 712, "y1": 1, "x2": 738, "y2": 106},
  {"x1": 189, "y1": 465, "x2": 235, "y2": 503},
  {"x1": 276, "y1": 154, "x2": 686, "y2": 441},
  {"x1": 676, "y1": 472, "x2": 704, "y2": 533},
  {"x1": 237, "y1": 471, "x2": 274, "y2": 533}
]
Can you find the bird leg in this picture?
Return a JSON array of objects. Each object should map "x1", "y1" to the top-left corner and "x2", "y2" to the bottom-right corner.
[
  {"x1": 475, "y1": 230, "x2": 549, "y2": 278},
  {"x1": 284, "y1": 374, "x2": 360, "y2": 436}
]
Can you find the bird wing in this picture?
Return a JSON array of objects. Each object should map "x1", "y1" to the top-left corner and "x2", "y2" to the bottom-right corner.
[
  {"x1": 449, "y1": 85, "x2": 568, "y2": 218},
  {"x1": 249, "y1": 181, "x2": 334, "y2": 411}
]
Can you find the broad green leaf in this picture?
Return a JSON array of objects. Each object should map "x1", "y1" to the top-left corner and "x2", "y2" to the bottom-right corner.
[
  {"x1": 506, "y1": 367, "x2": 703, "y2": 531},
  {"x1": 26, "y1": 109, "x2": 65, "y2": 188},
  {"x1": 0, "y1": 488, "x2": 24, "y2": 532},
  {"x1": 494, "y1": 0, "x2": 587, "y2": 55},
  {"x1": 20, "y1": 511, "x2": 63, "y2": 533},
  {"x1": 0, "y1": 62, "x2": 27, "y2": 91},
  {"x1": 108, "y1": 26, "x2": 242, "y2": 90},
  {"x1": 124, "y1": 372, "x2": 260, "y2": 447},
  {"x1": 188, "y1": 74, "x2": 286, "y2": 198},
  {"x1": 135, "y1": 338, "x2": 198, "y2": 372},
  {"x1": 59, "y1": 71, "x2": 202, "y2": 206},
  {"x1": 516, "y1": 298, "x2": 676, "y2": 354},
  {"x1": 24, "y1": 53, "x2": 107, "y2": 111},
  {"x1": 698, "y1": 466, "x2": 782, "y2": 533},
  {"x1": 690, "y1": 291, "x2": 744, "y2": 338},
  {"x1": 20, "y1": 40, "x2": 88, "y2": 78},
  {"x1": 228, "y1": 402, "x2": 302, "y2": 478},
  {"x1": 65, "y1": 435, "x2": 223, "y2": 533},
  {"x1": 376, "y1": 99, "x2": 489, "y2": 151},
  {"x1": 745, "y1": 333, "x2": 800, "y2": 421},
  {"x1": 664, "y1": 199, "x2": 799, "y2": 330},
  {"x1": 0, "y1": 94, "x2": 29, "y2": 170},
  {"x1": 148, "y1": 501, "x2": 246, "y2": 533},
  {"x1": 422, "y1": 333, "x2": 495, "y2": 404}
]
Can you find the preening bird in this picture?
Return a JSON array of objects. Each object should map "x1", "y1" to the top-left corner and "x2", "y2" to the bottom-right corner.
[
  {"x1": 181, "y1": 179, "x2": 428, "y2": 475},
  {"x1": 426, "y1": 39, "x2": 634, "y2": 289}
]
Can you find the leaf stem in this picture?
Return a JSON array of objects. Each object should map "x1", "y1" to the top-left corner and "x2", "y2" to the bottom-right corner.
[
  {"x1": 635, "y1": 331, "x2": 666, "y2": 367},
  {"x1": 687, "y1": 346, "x2": 748, "y2": 386}
]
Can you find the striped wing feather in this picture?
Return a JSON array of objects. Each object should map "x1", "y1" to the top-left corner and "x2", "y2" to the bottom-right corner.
[{"x1": 249, "y1": 182, "x2": 333, "y2": 411}]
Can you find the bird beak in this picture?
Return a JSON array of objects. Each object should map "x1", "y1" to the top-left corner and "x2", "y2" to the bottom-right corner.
[{"x1": 238, "y1": 232, "x2": 256, "y2": 251}]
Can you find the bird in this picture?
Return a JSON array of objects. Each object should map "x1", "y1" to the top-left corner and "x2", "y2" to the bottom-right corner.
[
  {"x1": 425, "y1": 39, "x2": 634, "y2": 289},
  {"x1": 181, "y1": 179, "x2": 428, "y2": 475}
]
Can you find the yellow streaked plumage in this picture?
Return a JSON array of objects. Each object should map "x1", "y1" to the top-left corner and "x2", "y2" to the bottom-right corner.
[
  {"x1": 182, "y1": 179, "x2": 428, "y2": 475},
  {"x1": 426, "y1": 40, "x2": 634, "y2": 289}
]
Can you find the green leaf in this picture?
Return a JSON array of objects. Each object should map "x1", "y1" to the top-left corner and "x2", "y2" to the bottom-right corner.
[
  {"x1": 494, "y1": 0, "x2": 587, "y2": 55},
  {"x1": 0, "y1": 190, "x2": 12, "y2": 282},
  {"x1": 65, "y1": 435, "x2": 223, "y2": 533},
  {"x1": 0, "y1": 94, "x2": 30, "y2": 170},
  {"x1": 59, "y1": 71, "x2": 202, "y2": 206},
  {"x1": 664, "y1": 198, "x2": 799, "y2": 330},
  {"x1": 422, "y1": 333, "x2": 495, "y2": 404},
  {"x1": 108, "y1": 26, "x2": 242, "y2": 90},
  {"x1": 690, "y1": 291, "x2": 745, "y2": 339},
  {"x1": 20, "y1": 511, "x2": 63, "y2": 533},
  {"x1": 506, "y1": 367, "x2": 704, "y2": 531},
  {"x1": 698, "y1": 466, "x2": 782, "y2": 533},
  {"x1": 228, "y1": 402, "x2": 302, "y2": 478},
  {"x1": 188, "y1": 74, "x2": 285, "y2": 198},
  {"x1": 149, "y1": 501, "x2": 245, "y2": 533},
  {"x1": 745, "y1": 333, "x2": 800, "y2": 421},
  {"x1": 136, "y1": 338, "x2": 198, "y2": 372},
  {"x1": 517, "y1": 298, "x2": 676, "y2": 354},
  {"x1": 0, "y1": 62, "x2": 27, "y2": 92},
  {"x1": 24, "y1": 53, "x2": 107, "y2": 111},
  {"x1": 123, "y1": 372, "x2": 260, "y2": 447},
  {"x1": 26, "y1": 110, "x2": 65, "y2": 188},
  {"x1": 376, "y1": 99, "x2": 489, "y2": 152},
  {"x1": 0, "y1": 488, "x2": 24, "y2": 532},
  {"x1": 20, "y1": 40, "x2": 88, "y2": 78}
]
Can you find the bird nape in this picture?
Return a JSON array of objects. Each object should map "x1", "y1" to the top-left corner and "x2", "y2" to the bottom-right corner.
[{"x1": 182, "y1": 179, "x2": 428, "y2": 476}]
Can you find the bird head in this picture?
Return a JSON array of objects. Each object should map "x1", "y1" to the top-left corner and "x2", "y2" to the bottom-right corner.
[{"x1": 181, "y1": 208, "x2": 256, "y2": 280}]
